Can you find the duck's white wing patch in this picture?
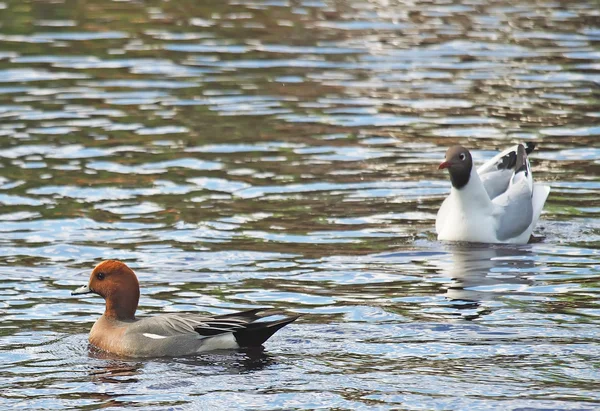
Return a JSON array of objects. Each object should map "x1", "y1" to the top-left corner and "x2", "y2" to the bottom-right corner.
[
  {"x1": 130, "y1": 314, "x2": 210, "y2": 338},
  {"x1": 131, "y1": 313, "x2": 252, "y2": 339},
  {"x1": 143, "y1": 333, "x2": 168, "y2": 340}
]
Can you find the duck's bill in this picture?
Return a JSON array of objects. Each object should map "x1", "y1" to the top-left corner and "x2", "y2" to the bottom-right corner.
[{"x1": 72, "y1": 284, "x2": 92, "y2": 295}]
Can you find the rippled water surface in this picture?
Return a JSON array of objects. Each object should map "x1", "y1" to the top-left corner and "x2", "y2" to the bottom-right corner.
[{"x1": 1, "y1": 0, "x2": 599, "y2": 409}]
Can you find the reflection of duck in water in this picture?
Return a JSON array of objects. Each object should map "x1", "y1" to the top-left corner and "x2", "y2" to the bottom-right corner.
[
  {"x1": 87, "y1": 347, "x2": 274, "y2": 388},
  {"x1": 172, "y1": 347, "x2": 276, "y2": 374},
  {"x1": 87, "y1": 353, "x2": 142, "y2": 384},
  {"x1": 435, "y1": 244, "x2": 535, "y2": 318},
  {"x1": 437, "y1": 143, "x2": 550, "y2": 244}
]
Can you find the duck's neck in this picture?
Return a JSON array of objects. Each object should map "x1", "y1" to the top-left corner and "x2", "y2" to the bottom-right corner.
[{"x1": 104, "y1": 289, "x2": 139, "y2": 321}]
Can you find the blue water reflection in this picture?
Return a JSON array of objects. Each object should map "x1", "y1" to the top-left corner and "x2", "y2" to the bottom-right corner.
[{"x1": 0, "y1": 0, "x2": 599, "y2": 409}]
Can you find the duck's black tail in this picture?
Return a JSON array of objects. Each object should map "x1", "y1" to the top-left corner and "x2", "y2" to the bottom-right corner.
[{"x1": 234, "y1": 316, "x2": 300, "y2": 347}]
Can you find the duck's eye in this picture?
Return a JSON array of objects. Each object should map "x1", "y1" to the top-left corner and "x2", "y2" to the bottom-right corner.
[
  {"x1": 96, "y1": 272, "x2": 105, "y2": 280},
  {"x1": 459, "y1": 153, "x2": 466, "y2": 161}
]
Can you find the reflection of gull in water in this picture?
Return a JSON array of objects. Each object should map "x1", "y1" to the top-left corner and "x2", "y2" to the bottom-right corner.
[{"x1": 435, "y1": 243, "x2": 536, "y2": 315}]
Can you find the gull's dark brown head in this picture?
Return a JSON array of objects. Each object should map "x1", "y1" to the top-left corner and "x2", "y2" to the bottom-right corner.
[{"x1": 438, "y1": 145, "x2": 473, "y2": 189}]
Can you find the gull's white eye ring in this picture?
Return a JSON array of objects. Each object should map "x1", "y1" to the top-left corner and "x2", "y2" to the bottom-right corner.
[{"x1": 459, "y1": 153, "x2": 466, "y2": 161}]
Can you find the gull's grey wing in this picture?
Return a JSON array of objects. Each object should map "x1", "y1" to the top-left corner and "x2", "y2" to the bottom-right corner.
[
  {"x1": 493, "y1": 181, "x2": 533, "y2": 241},
  {"x1": 480, "y1": 169, "x2": 513, "y2": 200},
  {"x1": 492, "y1": 145, "x2": 534, "y2": 241},
  {"x1": 478, "y1": 143, "x2": 535, "y2": 200}
]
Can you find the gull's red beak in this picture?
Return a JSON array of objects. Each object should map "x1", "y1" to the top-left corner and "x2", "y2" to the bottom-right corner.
[{"x1": 438, "y1": 161, "x2": 450, "y2": 170}]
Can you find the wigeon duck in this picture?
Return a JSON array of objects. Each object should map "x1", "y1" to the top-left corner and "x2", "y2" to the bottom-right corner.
[
  {"x1": 72, "y1": 260, "x2": 299, "y2": 357},
  {"x1": 436, "y1": 143, "x2": 550, "y2": 244}
]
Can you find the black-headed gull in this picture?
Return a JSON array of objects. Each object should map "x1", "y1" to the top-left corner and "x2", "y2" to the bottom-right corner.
[{"x1": 436, "y1": 143, "x2": 550, "y2": 244}]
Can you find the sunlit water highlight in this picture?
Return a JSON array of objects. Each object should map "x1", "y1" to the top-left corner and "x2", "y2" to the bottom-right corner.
[{"x1": 0, "y1": 0, "x2": 599, "y2": 409}]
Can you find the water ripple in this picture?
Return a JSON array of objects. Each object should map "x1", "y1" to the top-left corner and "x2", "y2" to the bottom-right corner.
[{"x1": 0, "y1": 0, "x2": 598, "y2": 409}]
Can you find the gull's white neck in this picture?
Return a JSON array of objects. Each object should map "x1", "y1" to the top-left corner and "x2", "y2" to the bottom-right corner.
[{"x1": 451, "y1": 167, "x2": 492, "y2": 209}]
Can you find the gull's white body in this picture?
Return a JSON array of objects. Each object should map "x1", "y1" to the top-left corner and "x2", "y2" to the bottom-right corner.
[{"x1": 436, "y1": 144, "x2": 550, "y2": 244}]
